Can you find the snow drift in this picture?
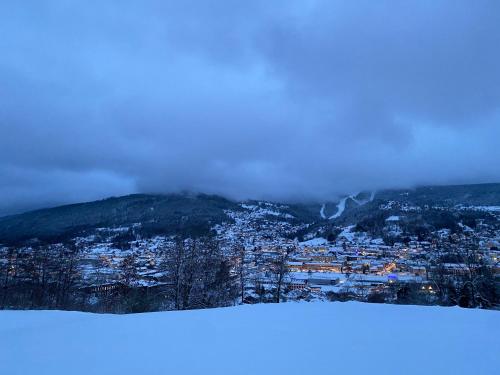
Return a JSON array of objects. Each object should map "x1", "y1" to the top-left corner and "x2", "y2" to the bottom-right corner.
[{"x1": 0, "y1": 302, "x2": 497, "y2": 375}]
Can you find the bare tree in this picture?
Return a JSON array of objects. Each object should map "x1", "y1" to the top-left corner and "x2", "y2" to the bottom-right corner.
[
  {"x1": 234, "y1": 243, "x2": 247, "y2": 304},
  {"x1": 119, "y1": 253, "x2": 138, "y2": 287},
  {"x1": 270, "y1": 247, "x2": 291, "y2": 303}
]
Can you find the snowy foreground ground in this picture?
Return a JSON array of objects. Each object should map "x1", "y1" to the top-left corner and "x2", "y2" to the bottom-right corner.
[{"x1": 1, "y1": 303, "x2": 498, "y2": 375}]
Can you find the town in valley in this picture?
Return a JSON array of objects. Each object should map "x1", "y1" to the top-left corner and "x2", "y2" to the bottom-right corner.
[{"x1": 1, "y1": 187, "x2": 498, "y2": 312}]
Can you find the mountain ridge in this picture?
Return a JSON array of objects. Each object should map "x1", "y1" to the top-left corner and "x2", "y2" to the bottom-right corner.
[{"x1": 1, "y1": 182, "x2": 499, "y2": 244}]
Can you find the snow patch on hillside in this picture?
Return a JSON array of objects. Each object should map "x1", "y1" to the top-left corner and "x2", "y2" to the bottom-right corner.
[
  {"x1": 240, "y1": 203, "x2": 294, "y2": 219},
  {"x1": 320, "y1": 203, "x2": 326, "y2": 219},
  {"x1": 329, "y1": 195, "x2": 350, "y2": 219},
  {"x1": 321, "y1": 191, "x2": 376, "y2": 220},
  {"x1": 456, "y1": 205, "x2": 500, "y2": 212},
  {"x1": 299, "y1": 237, "x2": 328, "y2": 246}
]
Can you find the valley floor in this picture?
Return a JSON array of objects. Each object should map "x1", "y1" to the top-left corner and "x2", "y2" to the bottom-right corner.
[{"x1": 0, "y1": 302, "x2": 498, "y2": 375}]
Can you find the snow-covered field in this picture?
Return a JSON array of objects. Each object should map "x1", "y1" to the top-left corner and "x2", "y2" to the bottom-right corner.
[{"x1": 0, "y1": 303, "x2": 498, "y2": 375}]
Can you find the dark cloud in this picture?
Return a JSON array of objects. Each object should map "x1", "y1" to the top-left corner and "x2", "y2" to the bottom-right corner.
[{"x1": 1, "y1": 0, "x2": 499, "y2": 215}]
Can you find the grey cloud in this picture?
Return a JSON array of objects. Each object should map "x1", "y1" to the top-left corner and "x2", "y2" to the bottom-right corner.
[{"x1": 0, "y1": 0, "x2": 499, "y2": 214}]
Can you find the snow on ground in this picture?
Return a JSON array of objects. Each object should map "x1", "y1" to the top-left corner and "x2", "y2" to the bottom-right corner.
[
  {"x1": 386, "y1": 215, "x2": 400, "y2": 221},
  {"x1": 322, "y1": 191, "x2": 375, "y2": 220},
  {"x1": 299, "y1": 237, "x2": 328, "y2": 246},
  {"x1": 329, "y1": 195, "x2": 350, "y2": 219},
  {"x1": 320, "y1": 203, "x2": 326, "y2": 219},
  {"x1": 370, "y1": 190, "x2": 376, "y2": 201},
  {"x1": 240, "y1": 203, "x2": 294, "y2": 219},
  {"x1": 456, "y1": 205, "x2": 500, "y2": 212},
  {"x1": 0, "y1": 303, "x2": 497, "y2": 375},
  {"x1": 338, "y1": 224, "x2": 357, "y2": 242}
]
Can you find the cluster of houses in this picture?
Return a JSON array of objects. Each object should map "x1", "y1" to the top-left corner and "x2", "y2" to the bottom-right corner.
[
  {"x1": 214, "y1": 205, "x2": 500, "y2": 301},
  {"x1": 2, "y1": 201, "x2": 498, "y2": 305}
]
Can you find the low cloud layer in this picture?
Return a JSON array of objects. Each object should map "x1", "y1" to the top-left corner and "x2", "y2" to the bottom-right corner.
[{"x1": 1, "y1": 1, "x2": 499, "y2": 215}]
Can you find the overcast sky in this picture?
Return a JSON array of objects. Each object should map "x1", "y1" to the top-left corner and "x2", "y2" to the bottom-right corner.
[{"x1": 1, "y1": 1, "x2": 499, "y2": 215}]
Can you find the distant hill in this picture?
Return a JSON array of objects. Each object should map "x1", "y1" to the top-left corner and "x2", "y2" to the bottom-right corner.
[
  {"x1": 0, "y1": 183, "x2": 499, "y2": 244},
  {"x1": 375, "y1": 183, "x2": 500, "y2": 206},
  {"x1": 0, "y1": 193, "x2": 239, "y2": 244}
]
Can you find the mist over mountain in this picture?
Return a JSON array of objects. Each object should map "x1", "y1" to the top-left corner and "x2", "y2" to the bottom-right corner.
[
  {"x1": 1, "y1": 182, "x2": 499, "y2": 244},
  {"x1": 1, "y1": 1, "x2": 500, "y2": 215}
]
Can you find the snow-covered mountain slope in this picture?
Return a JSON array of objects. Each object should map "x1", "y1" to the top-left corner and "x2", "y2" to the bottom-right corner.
[
  {"x1": 329, "y1": 194, "x2": 352, "y2": 219},
  {"x1": 1, "y1": 303, "x2": 497, "y2": 375},
  {"x1": 321, "y1": 191, "x2": 376, "y2": 220}
]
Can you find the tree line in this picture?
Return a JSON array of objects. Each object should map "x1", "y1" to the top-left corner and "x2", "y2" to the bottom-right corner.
[{"x1": 0, "y1": 238, "x2": 243, "y2": 313}]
